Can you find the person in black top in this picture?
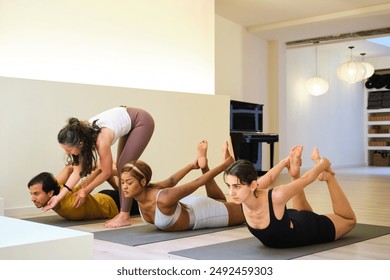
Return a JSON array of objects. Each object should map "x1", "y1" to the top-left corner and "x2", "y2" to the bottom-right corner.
[{"x1": 223, "y1": 145, "x2": 356, "y2": 248}]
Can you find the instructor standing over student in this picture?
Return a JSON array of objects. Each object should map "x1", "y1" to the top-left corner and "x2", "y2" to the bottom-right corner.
[{"x1": 44, "y1": 106, "x2": 154, "y2": 228}]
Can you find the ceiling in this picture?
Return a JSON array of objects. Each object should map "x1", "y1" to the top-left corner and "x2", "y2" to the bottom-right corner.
[{"x1": 215, "y1": 0, "x2": 390, "y2": 57}]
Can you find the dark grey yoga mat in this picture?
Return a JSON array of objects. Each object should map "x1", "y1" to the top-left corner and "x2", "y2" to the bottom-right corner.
[
  {"x1": 169, "y1": 223, "x2": 390, "y2": 260},
  {"x1": 24, "y1": 215, "x2": 107, "y2": 227},
  {"x1": 94, "y1": 224, "x2": 245, "y2": 246}
]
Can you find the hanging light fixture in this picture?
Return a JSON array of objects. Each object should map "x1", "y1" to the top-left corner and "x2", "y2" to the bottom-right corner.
[
  {"x1": 305, "y1": 43, "x2": 329, "y2": 96},
  {"x1": 360, "y1": 53, "x2": 375, "y2": 79},
  {"x1": 337, "y1": 46, "x2": 366, "y2": 83}
]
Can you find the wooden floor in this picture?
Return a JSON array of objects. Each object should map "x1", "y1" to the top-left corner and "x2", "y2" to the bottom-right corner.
[{"x1": 19, "y1": 166, "x2": 390, "y2": 260}]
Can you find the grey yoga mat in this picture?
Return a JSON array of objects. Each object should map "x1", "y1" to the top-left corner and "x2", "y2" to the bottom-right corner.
[
  {"x1": 24, "y1": 215, "x2": 107, "y2": 227},
  {"x1": 169, "y1": 223, "x2": 390, "y2": 259},
  {"x1": 94, "y1": 224, "x2": 245, "y2": 246}
]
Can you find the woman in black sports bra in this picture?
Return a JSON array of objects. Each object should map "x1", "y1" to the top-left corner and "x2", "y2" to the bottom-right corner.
[{"x1": 223, "y1": 145, "x2": 356, "y2": 248}]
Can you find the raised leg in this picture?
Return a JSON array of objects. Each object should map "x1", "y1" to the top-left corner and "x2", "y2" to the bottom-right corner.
[
  {"x1": 200, "y1": 140, "x2": 227, "y2": 202},
  {"x1": 311, "y1": 147, "x2": 356, "y2": 240},
  {"x1": 289, "y1": 145, "x2": 313, "y2": 211}
]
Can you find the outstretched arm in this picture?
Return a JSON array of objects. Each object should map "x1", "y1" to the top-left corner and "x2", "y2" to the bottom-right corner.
[
  {"x1": 42, "y1": 165, "x2": 82, "y2": 211},
  {"x1": 256, "y1": 157, "x2": 289, "y2": 189},
  {"x1": 256, "y1": 145, "x2": 303, "y2": 189},
  {"x1": 158, "y1": 155, "x2": 234, "y2": 204},
  {"x1": 154, "y1": 140, "x2": 210, "y2": 189},
  {"x1": 273, "y1": 157, "x2": 331, "y2": 206},
  {"x1": 43, "y1": 165, "x2": 102, "y2": 211},
  {"x1": 153, "y1": 160, "x2": 199, "y2": 189}
]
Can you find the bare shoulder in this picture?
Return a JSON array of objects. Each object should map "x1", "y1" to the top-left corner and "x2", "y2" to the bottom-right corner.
[
  {"x1": 270, "y1": 186, "x2": 286, "y2": 205},
  {"x1": 95, "y1": 129, "x2": 115, "y2": 150}
]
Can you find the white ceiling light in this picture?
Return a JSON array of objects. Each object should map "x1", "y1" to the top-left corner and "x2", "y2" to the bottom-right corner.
[
  {"x1": 306, "y1": 43, "x2": 329, "y2": 96},
  {"x1": 337, "y1": 46, "x2": 367, "y2": 83},
  {"x1": 306, "y1": 77, "x2": 329, "y2": 96},
  {"x1": 360, "y1": 53, "x2": 375, "y2": 79}
]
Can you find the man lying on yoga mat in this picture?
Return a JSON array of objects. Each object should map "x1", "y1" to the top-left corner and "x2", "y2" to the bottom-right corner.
[
  {"x1": 28, "y1": 164, "x2": 139, "y2": 221},
  {"x1": 223, "y1": 145, "x2": 357, "y2": 248},
  {"x1": 120, "y1": 140, "x2": 245, "y2": 231}
]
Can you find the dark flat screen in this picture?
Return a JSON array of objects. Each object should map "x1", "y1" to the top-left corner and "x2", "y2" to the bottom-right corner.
[{"x1": 230, "y1": 100, "x2": 263, "y2": 132}]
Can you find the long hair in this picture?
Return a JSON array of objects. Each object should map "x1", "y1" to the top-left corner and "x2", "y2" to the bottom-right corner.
[{"x1": 57, "y1": 117, "x2": 101, "y2": 177}]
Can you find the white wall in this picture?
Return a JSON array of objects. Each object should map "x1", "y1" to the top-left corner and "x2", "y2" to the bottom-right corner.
[
  {"x1": 369, "y1": 56, "x2": 390, "y2": 70},
  {"x1": 215, "y1": 15, "x2": 268, "y2": 105},
  {"x1": 0, "y1": 0, "x2": 214, "y2": 94},
  {"x1": 284, "y1": 46, "x2": 365, "y2": 168},
  {"x1": 215, "y1": 15, "x2": 368, "y2": 169}
]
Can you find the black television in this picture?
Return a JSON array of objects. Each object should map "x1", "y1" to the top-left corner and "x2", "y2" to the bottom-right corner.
[{"x1": 230, "y1": 100, "x2": 263, "y2": 132}]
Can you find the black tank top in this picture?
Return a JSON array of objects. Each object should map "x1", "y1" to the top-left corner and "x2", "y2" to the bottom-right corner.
[{"x1": 246, "y1": 189, "x2": 335, "y2": 248}]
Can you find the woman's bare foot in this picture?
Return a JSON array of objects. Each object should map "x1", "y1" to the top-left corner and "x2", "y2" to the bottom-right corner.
[
  {"x1": 222, "y1": 141, "x2": 231, "y2": 160},
  {"x1": 311, "y1": 147, "x2": 334, "y2": 179},
  {"x1": 222, "y1": 141, "x2": 234, "y2": 165},
  {"x1": 197, "y1": 140, "x2": 208, "y2": 169},
  {"x1": 289, "y1": 145, "x2": 303, "y2": 179},
  {"x1": 103, "y1": 212, "x2": 132, "y2": 228},
  {"x1": 310, "y1": 147, "x2": 321, "y2": 164},
  {"x1": 227, "y1": 137, "x2": 235, "y2": 160}
]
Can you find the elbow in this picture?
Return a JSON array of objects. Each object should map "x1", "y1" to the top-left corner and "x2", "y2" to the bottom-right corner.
[
  {"x1": 168, "y1": 176, "x2": 177, "y2": 187},
  {"x1": 100, "y1": 169, "x2": 112, "y2": 180}
]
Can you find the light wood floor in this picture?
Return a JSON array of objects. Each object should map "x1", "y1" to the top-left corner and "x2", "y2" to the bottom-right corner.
[{"x1": 21, "y1": 166, "x2": 390, "y2": 260}]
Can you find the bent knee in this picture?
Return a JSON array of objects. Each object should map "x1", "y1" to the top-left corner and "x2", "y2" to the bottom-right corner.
[{"x1": 334, "y1": 218, "x2": 357, "y2": 240}]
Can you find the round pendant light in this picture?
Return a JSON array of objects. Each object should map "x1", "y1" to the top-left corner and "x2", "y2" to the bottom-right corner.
[
  {"x1": 306, "y1": 43, "x2": 329, "y2": 96},
  {"x1": 306, "y1": 76, "x2": 329, "y2": 96},
  {"x1": 360, "y1": 53, "x2": 375, "y2": 79},
  {"x1": 337, "y1": 46, "x2": 366, "y2": 83}
]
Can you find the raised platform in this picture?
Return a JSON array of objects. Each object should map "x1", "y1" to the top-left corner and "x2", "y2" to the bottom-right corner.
[{"x1": 0, "y1": 216, "x2": 93, "y2": 259}]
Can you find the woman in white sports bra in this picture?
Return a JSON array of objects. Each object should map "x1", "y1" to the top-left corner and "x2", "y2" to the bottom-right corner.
[{"x1": 120, "y1": 140, "x2": 246, "y2": 231}]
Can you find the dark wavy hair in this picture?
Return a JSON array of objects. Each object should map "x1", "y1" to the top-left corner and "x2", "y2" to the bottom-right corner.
[
  {"x1": 57, "y1": 117, "x2": 101, "y2": 177},
  {"x1": 27, "y1": 172, "x2": 60, "y2": 195}
]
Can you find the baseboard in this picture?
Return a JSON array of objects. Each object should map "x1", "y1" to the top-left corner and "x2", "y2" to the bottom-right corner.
[{"x1": 4, "y1": 206, "x2": 50, "y2": 218}]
